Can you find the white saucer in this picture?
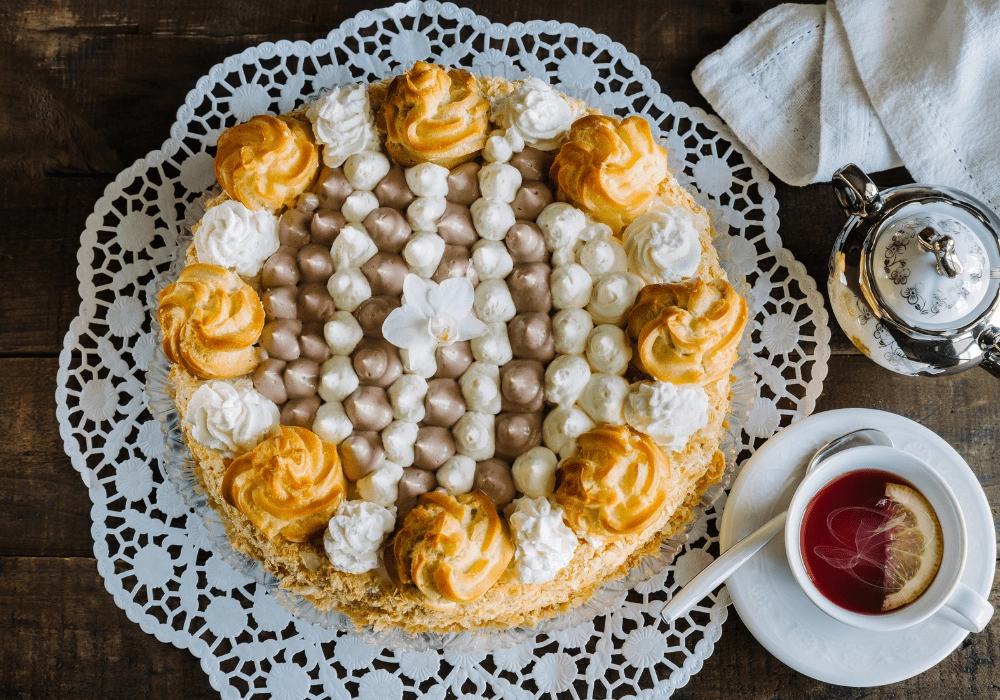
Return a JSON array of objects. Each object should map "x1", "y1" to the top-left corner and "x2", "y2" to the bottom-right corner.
[{"x1": 720, "y1": 408, "x2": 996, "y2": 687}]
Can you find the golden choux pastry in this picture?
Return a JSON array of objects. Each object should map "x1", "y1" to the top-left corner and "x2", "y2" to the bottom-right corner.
[
  {"x1": 553, "y1": 425, "x2": 672, "y2": 537},
  {"x1": 394, "y1": 490, "x2": 514, "y2": 608},
  {"x1": 627, "y1": 278, "x2": 748, "y2": 385},
  {"x1": 376, "y1": 61, "x2": 489, "y2": 168},
  {"x1": 215, "y1": 114, "x2": 320, "y2": 210},
  {"x1": 221, "y1": 425, "x2": 347, "y2": 542},
  {"x1": 157, "y1": 263, "x2": 264, "y2": 380},
  {"x1": 549, "y1": 114, "x2": 669, "y2": 233}
]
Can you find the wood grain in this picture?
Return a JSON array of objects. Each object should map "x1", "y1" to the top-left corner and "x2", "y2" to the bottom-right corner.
[
  {"x1": 3, "y1": 0, "x2": 998, "y2": 698},
  {"x1": 0, "y1": 557, "x2": 217, "y2": 699}
]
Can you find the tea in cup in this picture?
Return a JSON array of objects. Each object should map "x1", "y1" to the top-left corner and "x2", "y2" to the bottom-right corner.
[{"x1": 785, "y1": 445, "x2": 993, "y2": 632}]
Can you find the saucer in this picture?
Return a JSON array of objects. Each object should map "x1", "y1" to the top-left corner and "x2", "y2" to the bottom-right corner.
[{"x1": 720, "y1": 408, "x2": 996, "y2": 686}]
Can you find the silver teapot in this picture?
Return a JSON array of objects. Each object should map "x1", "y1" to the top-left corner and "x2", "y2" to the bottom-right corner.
[{"x1": 828, "y1": 164, "x2": 1000, "y2": 376}]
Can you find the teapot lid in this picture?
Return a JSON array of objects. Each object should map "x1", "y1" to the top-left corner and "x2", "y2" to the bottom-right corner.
[
  {"x1": 868, "y1": 203, "x2": 994, "y2": 329},
  {"x1": 834, "y1": 165, "x2": 1000, "y2": 333}
]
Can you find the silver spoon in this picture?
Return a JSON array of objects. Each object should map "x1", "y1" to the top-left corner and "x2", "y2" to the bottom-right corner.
[{"x1": 660, "y1": 428, "x2": 893, "y2": 624}]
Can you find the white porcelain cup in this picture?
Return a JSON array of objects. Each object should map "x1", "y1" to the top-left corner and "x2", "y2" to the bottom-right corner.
[{"x1": 785, "y1": 445, "x2": 993, "y2": 633}]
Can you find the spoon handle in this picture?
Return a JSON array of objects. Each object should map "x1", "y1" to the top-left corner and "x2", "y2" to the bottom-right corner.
[{"x1": 660, "y1": 511, "x2": 788, "y2": 624}]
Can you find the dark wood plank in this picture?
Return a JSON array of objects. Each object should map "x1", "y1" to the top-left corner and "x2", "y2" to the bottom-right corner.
[
  {"x1": 0, "y1": 556, "x2": 217, "y2": 700},
  {"x1": 679, "y1": 605, "x2": 1000, "y2": 700},
  {"x1": 0, "y1": 358, "x2": 93, "y2": 557}
]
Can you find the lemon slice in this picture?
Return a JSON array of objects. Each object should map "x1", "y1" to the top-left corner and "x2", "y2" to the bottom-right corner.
[{"x1": 881, "y1": 483, "x2": 943, "y2": 612}]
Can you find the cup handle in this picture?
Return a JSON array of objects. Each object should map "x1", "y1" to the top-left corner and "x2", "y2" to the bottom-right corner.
[{"x1": 937, "y1": 582, "x2": 994, "y2": 632}]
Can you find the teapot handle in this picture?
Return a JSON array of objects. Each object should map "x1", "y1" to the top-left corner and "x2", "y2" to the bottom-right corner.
[{"x1": 833, "y1": 164, "x2": 884, "y2": 218}]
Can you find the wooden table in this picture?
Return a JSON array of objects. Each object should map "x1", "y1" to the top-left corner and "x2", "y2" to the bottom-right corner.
[{"x1": 2, "y1": 1, "x2": 997, "y2": 697}]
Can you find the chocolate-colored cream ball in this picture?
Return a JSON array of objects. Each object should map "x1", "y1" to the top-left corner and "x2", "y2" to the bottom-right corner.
[
  {"x1": 500, "y1": 360, "x2": 545, "y2": 413},
  {"x1": 313, "y1": 166, "x2": 353, "y2": 211},
  {"x1": 446, "y1": 162, "x2": 481, "y2": 206},
  {"x1": 361, "y1": 252, "x2": 408, "y2": 296},
  {"x1": 474, "y1": 459, "x2": 516, "y2": 509},
  {"x1": 296, "y1": 283, "x2": 335, "y2": 323},
  {"x1": 423, "y1": 378, "x2": 467, "y2": 428},
  {"x1": 510, "y1": 147, "x2": 555, "y2": 182},
  {"x1": 280, "y1": 396, "x2": 321, "y2": 428},
  {"x1": 413, "y1": 426, "x2": 456, "y2": 470},
  {"x1": 354, "y1": 295, "x2": 401, "y2": 339},
  {"x1": 298, "y1": 324, "x2": 330, "y2": 364},
  {"x1": 278, "y1": 195, "x2": 317, "y2": 248},
  {"x1": 296, "y1": 243, "x2": 334, "y2": 283},
  {"x1": 283, "y1": 358, "x2": 320, "y2": 399},
  {"x1": 432, "y1": 245, "x2": 479, "y2": 286},
  {"x1": 344, "y1": 385, "x2": 394, "y2": 432},
  {"x1": 261, "y1": 246, "x2": 300, "y2": 289},
  {"x1": 511, "y1": 181, "x2": 554, "y2": 221},
  {"x1": 262, "y1": 286, "x2": 298, "y2": 320},
  {"x1": 436, "y1": 201, "x2": 478, "y2": 246},
  {"x1": 494, "y1": 412, "x2": 543, "y2": 461},
  {"x1": 505, "y1": 222, "x2": 548, "y2": 264},
  {"x1": 508, "y1": 312, "x2": 556, "y2": 362},
  {"x1": 363, "y1": 207, "x2": 412, "y2": 253},
  {"x1": 260, "y1": 318, "x2": 302, "y2": 362},
  {"x1": 253, "y1": 358, "x2": 288, "y2": 405},
  {"x1": 352, "y1": 338, "x2": 403, "y2": 388},
  {"x1": 396, "y1": 467, "x2": 437, "y2": 518},
  {"x1": 341, "y1": 431, "x2": 386, "y2": 482},
  {"x1": 310, "y1": 209, "x2": 345, "y2": 246},
  {"x1": 508, "y1": 262, "x2": 552, "y2": 313},
  {"x1": 434, "y1": 341, "x2": 473, "y2": 379},
  {"x1": 374, "y1": 166, "x2": 416, "y2": 210}
]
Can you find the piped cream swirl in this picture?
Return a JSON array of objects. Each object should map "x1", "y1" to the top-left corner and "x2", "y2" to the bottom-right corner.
[
  {"x1": 185, "y1": 379, "x2": 279, "y2": 455},
  {"x1": 307, "y1": 84, "x2": 381, "y2": 168},
  {"x1": 622, "y1": 209, "x2": 701, "y2": 284},
  {"x1": 491, "y1": 78, "x2": 583, "y2": 152},
  {"x1": 194, "y1": 200, "x2": 279, "y2": 278}
]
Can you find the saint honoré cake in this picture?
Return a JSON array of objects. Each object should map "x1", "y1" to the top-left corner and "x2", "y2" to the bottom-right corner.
[{"x1": 156, "y1": 61, "x2": 748, "y2": 633}]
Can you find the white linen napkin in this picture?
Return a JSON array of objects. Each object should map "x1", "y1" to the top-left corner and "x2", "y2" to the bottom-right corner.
[{"x1": 693, "y1": 0, "x2": 1000, "y2": 214}]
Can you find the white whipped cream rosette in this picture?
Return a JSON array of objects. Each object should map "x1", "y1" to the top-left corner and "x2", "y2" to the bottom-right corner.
[
  {"x1": 624, "y1": 381, "x2": 710, "y2": 452},
  {"x1": 184, "y1": 379, "x2": 279, "y2": 455},
  {"x1": 323, "y1": 500, "x2": 397, "y2": 574},
  {"x1": 194, "y1": 200, "x2": 279, "y2": 277},
  {"x1": 306, "y1": 84, "x2": 381, "y2": 168},
  {"x1": 491, "y1": 77, "x2": 586, "y2": 151},
  {"x1": 509, "y1": 497, "x2": 579, "y2": 584},
  {"x1": 622, "y1": 208, "x2": 702, "y2": 284}
]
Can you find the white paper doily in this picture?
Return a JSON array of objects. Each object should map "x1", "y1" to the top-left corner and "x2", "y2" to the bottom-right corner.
[{"x1": 55, "y1": 3, "x2": 831, "y2": 698}]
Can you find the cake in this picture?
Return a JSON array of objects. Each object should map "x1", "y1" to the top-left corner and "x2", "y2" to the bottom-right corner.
[{"x1": 157, "y1": 62, "x2": 748, "y2": 633}]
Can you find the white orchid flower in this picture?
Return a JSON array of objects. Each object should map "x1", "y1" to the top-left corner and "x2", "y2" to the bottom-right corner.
[{"x1": 382, "y1": 275, "x2": 488, "y2": 375}]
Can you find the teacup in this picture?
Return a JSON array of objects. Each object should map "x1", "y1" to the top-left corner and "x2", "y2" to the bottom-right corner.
[{"x1": 784, "y1": 445, "x2": 993, "y2": 632}]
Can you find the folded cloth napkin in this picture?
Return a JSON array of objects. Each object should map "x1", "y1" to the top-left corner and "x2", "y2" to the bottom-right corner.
[{"x1": 693, "y1": 0, "x2": 1000, "y2": 213}]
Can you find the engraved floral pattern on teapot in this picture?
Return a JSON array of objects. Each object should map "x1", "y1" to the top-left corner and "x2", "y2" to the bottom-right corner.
[{"x1": 874, "y1": 214, "x2": 987, "y2": 323}]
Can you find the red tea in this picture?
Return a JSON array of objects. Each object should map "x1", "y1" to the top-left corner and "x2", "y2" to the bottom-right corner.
[{"x1": 800, "y1": 469, "x2": 941, "y2": 615}]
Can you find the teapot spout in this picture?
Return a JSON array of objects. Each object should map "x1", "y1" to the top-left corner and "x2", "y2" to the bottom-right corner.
[
  {"x1": 833, "y1": 164, "x2": 884, "y2": 219},
  {"x1": 978, "y1": 327, "x2": 1000, "y2": 378}
]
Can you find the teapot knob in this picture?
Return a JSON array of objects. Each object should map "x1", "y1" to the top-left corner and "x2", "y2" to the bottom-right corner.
[
  {"x1": 833, "y1": 164, "x2": 884, "y2": 218},
  {"x1": 916, "y1": 226, "x2": 964, "y2": 278}
]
